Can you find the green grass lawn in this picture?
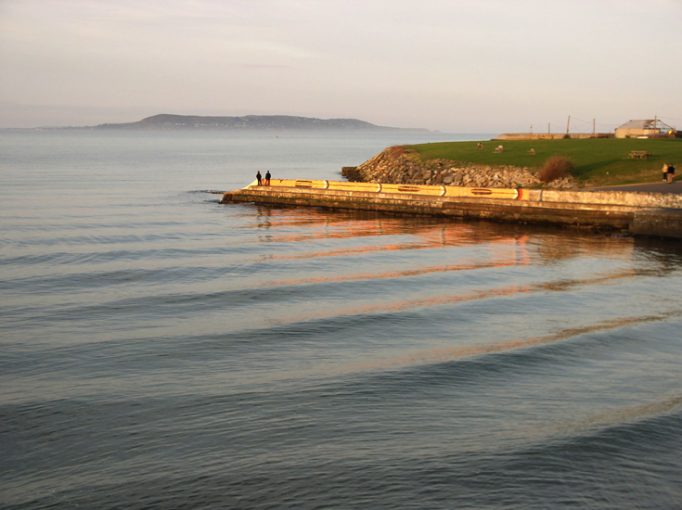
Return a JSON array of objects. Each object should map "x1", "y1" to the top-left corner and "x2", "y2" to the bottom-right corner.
[{"x1": 408, "y1": 138, "x2": 682, "y2": 185}]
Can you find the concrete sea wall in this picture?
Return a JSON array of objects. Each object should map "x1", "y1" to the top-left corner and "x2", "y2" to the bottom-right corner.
[{"x1": 221, "y1": 179, "x2": 682, "y2": 239}]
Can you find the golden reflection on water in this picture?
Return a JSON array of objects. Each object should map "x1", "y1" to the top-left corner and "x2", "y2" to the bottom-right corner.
[
  {"x1": 268, "y1": 241, "x2": 428, "y2": 260},
  {"x1": 260, "y1": 312, "x2": 680, "y2": 391},
  {"x1": 268, "y1": 259, "x2": 522, "y2": 287},
  {"x1": 518, "y1": 392, "x2": 682, "y2": 447},
  {"x1": 251, "y1": 206, "x2": 429, "y2": 232},
  {"x1": 251, "y1": 205, "x2": 640, "y2": 266},
  {"x1": 334, "y1": 312, "x2": 678, "y2": 376},
  {"x1": 283, "y1": 268, "x2": 655, "y2": 325},
  {"x1": 265, "y1": 221, "x2": 533, "y2": 263},
  {"x1": 561, "y1": 393, "x2": 682, "y2": 432}
]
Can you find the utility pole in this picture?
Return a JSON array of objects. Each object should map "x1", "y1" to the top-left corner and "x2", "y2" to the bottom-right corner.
[
  {"x1": 592, "y1": 118, "x2": 596, "y2": 137},
  {"x1": 565, "y1": 115, "x2": 571, "y2": 136},
  {"x1": 547, "y1": 122, "x2": 551, "y2": 136}
]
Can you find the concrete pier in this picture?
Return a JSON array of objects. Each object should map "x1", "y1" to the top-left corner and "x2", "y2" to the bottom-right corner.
[{"x1": 221, "y1": 179, "x2": 682, "y2": 239}]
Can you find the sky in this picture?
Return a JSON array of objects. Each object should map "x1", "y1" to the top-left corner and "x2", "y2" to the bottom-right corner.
[{"x1": 1, "y1": 0, "x2": 681, "y2": 132}]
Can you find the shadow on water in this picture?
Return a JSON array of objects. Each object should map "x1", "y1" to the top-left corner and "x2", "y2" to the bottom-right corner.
[{"x1": 633, "y1": 235, "x2": 682, "y2": 267}]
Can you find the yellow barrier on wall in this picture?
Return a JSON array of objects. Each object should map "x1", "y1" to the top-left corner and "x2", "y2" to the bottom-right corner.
[
  {"x1": 267, "y1": 179, "x2": 322, "y2": 189},
  {"x1": 378, "y1": 183, "x2": 445, "y2": 196},
  {"x1": 245, "y1": 178, "x2": 522, "y2": 200},
  {"x1": 444, "y1": 186, "x2": 519, "y2": 200},
  {"x1": 268, "y1": 178, "x2": 297, "y2": 188},
  {"x1": 327, "y1": 181, "x2": 382, "y2": 192},
  {"x1": 249, "y1": 179, "x2": 330, "y2": 189}
]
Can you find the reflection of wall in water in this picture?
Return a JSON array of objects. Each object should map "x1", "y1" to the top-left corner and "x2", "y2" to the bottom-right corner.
[
  {"x1": 536, "y1": 233, "x2": 635, "y2": 264},
  {"x1": 633, "y1": 237, "x2": 682, "y2": 275}
]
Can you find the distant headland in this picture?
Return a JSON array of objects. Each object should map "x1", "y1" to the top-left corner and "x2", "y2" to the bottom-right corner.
[{"x1": 93, "y1": 114, "x2": 427, "y2": 131}]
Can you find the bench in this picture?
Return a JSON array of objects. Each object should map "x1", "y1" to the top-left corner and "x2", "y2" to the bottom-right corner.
[{"x1": 628, "y1": 150, "x2": 650, "y2": 159}]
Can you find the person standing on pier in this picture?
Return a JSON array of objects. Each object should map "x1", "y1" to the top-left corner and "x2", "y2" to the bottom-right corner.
[
  {"x1": 265, "y1": 170, "x2": 271, "y2": 186},
  {"x1": 256, "y1": 171, "x2": 262, "y2": 186}
]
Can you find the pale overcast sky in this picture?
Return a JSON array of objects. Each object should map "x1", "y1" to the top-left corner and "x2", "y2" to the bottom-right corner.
[{"x1": 1, "y1": 0, "x2": 681, "y2": 131}]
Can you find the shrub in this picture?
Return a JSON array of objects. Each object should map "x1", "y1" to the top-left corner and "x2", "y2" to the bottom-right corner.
[
  {"x1": 539, "y1": 156, "x2": 574, "y2": 183},
  {"x1": 341, "y1": 166, "x2": 362, "y2": 181}
]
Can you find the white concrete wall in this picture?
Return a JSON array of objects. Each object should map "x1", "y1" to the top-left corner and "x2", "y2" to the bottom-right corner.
[{"x1": 540, "y1": 190, "x2": 682, "y2": 209}]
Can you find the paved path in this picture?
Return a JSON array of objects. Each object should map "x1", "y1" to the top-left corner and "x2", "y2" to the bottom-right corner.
[{"x1": 592, "y1": 181, "x2": 682, "y2": 194}]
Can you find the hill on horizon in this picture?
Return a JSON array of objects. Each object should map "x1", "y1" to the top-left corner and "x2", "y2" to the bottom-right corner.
[{"x1": 94, "y1": 114, "x2": 426, "y2": 131}]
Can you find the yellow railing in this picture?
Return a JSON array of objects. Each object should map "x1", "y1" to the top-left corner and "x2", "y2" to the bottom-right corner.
[
  {"x1": 269, "y1": 178, "x2": 331, "y2": 189},
  {"x1": 443, "y1": 186, "x2": 519, "y2": 200},
  {"x1": 379, "y1": 183, "x2": 445, "y2": 196},
  {"x1": 327, "y1": 181, "x2": 382, "y2": 192},
  {"x1": 246, "y1": 179, "x2": 521, "y2": 200}
]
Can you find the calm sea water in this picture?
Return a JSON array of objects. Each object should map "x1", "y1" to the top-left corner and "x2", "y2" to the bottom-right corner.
[{"x1": 1, "y1": 130, "x2": 681, "y2": 509}]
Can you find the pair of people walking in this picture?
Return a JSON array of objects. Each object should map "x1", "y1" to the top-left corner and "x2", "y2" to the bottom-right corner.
[
  {"x1": 662, "y1": 163, "x2": 676, "y2": 184},
  {"x1": 256, "y1": 170, "x2": 271, "y2": 186}
]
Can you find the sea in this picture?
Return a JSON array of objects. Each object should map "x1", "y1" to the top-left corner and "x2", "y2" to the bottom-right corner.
[{"x1": 1, "y1": 129, "x2": 681, "y2": 509}]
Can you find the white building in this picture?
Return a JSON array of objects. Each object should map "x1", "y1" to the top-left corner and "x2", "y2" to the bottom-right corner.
[{"x1": 615, "y1": 119, "x2": 676, "y2": 139}]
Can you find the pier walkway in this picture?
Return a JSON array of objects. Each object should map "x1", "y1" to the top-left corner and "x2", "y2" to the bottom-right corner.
[{"x1": 594, "y1": 181, "x2": 682, "y2": 194}]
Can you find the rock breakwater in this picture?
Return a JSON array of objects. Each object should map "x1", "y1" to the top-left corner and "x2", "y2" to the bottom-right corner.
[{"x1": 343, "y1": 146, "x2": 575, "y2": 189}]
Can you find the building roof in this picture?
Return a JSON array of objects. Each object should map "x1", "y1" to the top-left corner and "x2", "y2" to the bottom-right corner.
[{"x1": 617, "y1": 119, "x2": 674, "y2": 130}]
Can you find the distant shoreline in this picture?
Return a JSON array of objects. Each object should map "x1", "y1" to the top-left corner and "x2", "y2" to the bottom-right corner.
[
  {"x1": 73, "y1": 113, "x2": 430, "y2": 132},
  {"x1": 0, "y1": 125, "x2": 439, "y2": 134}
]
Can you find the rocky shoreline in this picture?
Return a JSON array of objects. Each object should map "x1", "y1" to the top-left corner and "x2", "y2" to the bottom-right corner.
[{"x1": 342, "y1": 146, "x2": 575, "y2": 189}]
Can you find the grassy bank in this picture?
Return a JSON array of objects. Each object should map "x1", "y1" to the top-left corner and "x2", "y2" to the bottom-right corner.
[{"x1": 409, "y1": 138, "x2": 682, "y2": 186}]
